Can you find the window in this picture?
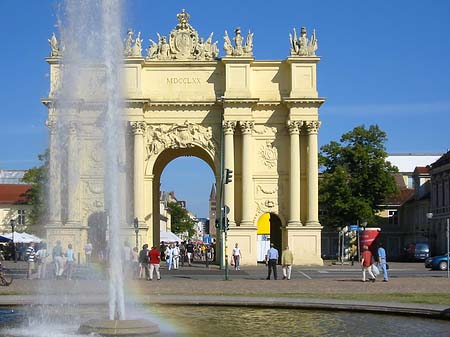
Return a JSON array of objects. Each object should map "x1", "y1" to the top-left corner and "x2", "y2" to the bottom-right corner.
[
  {"x1": 388, "y1": 210, "x2": 398, "y2": 225},
  {"x1": 17, "y1": 209, "x2": 26, "y2": 225}
]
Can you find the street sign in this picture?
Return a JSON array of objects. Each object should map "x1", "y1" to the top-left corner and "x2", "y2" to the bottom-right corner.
[{"x1": 349, "y1": 225, "x2": 359, "y2": 231}]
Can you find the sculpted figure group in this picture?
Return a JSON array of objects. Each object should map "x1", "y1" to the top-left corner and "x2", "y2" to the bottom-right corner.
[
  {"x1": 289, "y1": 26, "x2": 318, "y2": 57},
  {"x1": 48, "y1": 10, "x2": 318, "y2": 60},
  {"x1": 224, "y1": 27, "x2": 254, "y2": 57}
]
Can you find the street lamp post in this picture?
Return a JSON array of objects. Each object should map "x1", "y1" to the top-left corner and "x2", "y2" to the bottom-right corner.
[
  {"x1": 426, "y1": 212, "x2": 449, "y2": 279},
  {"x1": 9, "y1": 219, "x2": 16, "y2": 263},
  {"x1": 133, "y1": 217, "x2": 139, "y2": 250}
]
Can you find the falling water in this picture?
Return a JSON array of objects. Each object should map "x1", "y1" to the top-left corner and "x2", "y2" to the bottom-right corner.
[{"x1": 55, "y1": 0, "x2": 126, "y2": 320}]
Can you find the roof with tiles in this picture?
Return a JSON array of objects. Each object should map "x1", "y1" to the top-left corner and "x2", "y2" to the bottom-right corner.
[{"x1": 0, "y1": 184, "x2": 31, "y2": 205}]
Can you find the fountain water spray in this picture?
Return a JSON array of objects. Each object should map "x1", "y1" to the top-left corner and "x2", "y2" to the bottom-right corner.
[{"x1": 56, "y1": 0, "x2": 126, "y2": 321}]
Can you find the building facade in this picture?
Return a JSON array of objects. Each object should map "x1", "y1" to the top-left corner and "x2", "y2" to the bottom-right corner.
[
  {"x1": 428, "y1": 151, "x2": 450, "y2": 255},
  {"x1": 43, "y1": 11, "x2": 325, "y2": 265}
]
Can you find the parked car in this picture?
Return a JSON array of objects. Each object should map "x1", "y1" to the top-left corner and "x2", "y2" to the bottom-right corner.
[
  {"x1": 403, "y1": 242, "x2": 430, "y2": 261},
  {"x1": 424, "y1": 253, "x2": 450, "y2": 270}
]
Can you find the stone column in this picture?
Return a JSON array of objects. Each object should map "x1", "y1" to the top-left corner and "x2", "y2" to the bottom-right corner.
[
  {"x1": 66, "y1": 121, "x2": 80, "y2": 224},
  {"x1": 131, "y1": 121, "x2": 146, "y2": 223},
  {"x1": 305, "y1": 121, "x2": 321, "y2": 226},
  {"x1": 223, "y1": 120, "x2": 236, "y2": 225},
  {"x1": 287, "y1": 120, "x2": 302, "y2": 227},
  {"x1": 46, "y1": 119, "x2": 62, "y2": 225},
  {"x1": 240, "y1": 121, "x2": 254, "y2": 226}
]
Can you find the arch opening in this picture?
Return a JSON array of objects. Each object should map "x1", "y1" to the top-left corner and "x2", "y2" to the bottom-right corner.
[
  {"x1": 151, "y1": 146, "x2": 217, "y2": 249},
  {"x1": 256, "y1": 212, "x2": 283, "y2": 262}
]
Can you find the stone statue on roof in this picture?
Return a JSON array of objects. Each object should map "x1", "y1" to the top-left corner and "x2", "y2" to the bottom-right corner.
[
  {"x1": 223, "y1": 27, "x2": 254, "y2": 57},
  {"x1": 145, "y1": 9, "x2": 218, "y2": 61},
  {"x1": 290, "y1": 26, "x2": 318, "y2": 56},
  {"x1": 48, "y1": 32, "x2": 60, "y2": 57}
]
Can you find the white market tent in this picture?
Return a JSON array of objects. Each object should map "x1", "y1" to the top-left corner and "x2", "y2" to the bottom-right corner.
[
  {"x1": 1, "y1": 232, "x2": 43, "y2": 243},
  {"x1": 160, "y1": 231, "x2": 182, "y2": 243}
]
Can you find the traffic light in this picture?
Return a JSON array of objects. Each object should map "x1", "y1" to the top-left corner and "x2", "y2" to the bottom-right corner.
[
  {"x1": 215, "y1": 219, "x2": 220, "y2": 229},
  {"x1": 225, "y1": 169, "x2": 233, "y2": 184},
  {"x1": 225, "y1": 218, "x2": 230, "y2": 231}
]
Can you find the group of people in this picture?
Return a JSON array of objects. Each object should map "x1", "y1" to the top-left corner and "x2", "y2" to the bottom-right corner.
[
  {"x1": 360, "y1": 242, "x2": 389, "y2": 282},
  {"x1": 23, "y1": 240, "x2": 76, "y2": 280},
  {"x1": 264, "y1": 243, "x2": 294, "y2": 280},
  {"x1": 230, "y1": 243, "x2": 294, "y2": 281}
]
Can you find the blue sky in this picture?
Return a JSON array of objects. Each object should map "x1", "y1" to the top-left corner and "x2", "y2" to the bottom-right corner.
[{"x1": 1, "y1": 1, "x2": 449, "y2": 217}]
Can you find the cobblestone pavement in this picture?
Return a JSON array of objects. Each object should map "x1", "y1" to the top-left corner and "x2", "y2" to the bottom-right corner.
[{"x1": 0, "y1": 261, "x2": 448, "y2": 297}]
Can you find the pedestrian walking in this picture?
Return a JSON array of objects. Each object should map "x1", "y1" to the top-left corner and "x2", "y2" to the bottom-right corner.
[
  {"x1": 52, "y1": 240, "x2": 65, "y2": 279},
  {"x1": 36, "y1": 243, "x2": 49, "y2": 279},
  {"x1": 25, "y1": 242, "x2": 36, "y2": 279},
  {"x1": 172, "y1": 243, "x2": 180, "y2": 270},
  {"x1": 186, "y1": 240, "x2": 194, "y2": 266},
  {"x1": 232, "y1": 243, "x2": 242, "y2": 270},
  {"x1": 65, "y1": 243, "x2": 75, "y2": 280},
  {"x1": 148, "y1": 245, "x2": 161, "y2": 280},
  {"x1": 84, "y1": 241, "x2": 93, "y2": 265},
  {"x1": 139, "y1": 244, "x2": 150, "y2": 279},
  {"x1": 361, "y1": 245, "x2": 375, "y2": 282},
  {"x1": 131, "y1": 247, "x2": 139, "y2": 279},
  {"x1": 281, "y1": 245, "x2": 294, "y2": 280},
  {"x1": 377, "y1": 242, "x2": 389, "y2": 282},
  {"x1": 179, "y1": 241, "x2": 187, "y2": 267},
  {"x1": 265, "y1": 243, "x2": 279, "y2": 280}
]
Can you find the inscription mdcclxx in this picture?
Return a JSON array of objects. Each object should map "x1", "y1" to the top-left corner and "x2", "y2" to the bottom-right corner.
[{"x1": 166, "y1": 77, "x2": 201, "y2": 85}]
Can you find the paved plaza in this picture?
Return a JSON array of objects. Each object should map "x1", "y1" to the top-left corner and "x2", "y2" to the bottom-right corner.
[{"x1": 0, "y1": 261, "x2": 449, "y2": 321}]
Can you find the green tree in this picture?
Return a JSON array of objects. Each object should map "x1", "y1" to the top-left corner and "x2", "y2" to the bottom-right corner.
[
  {"x1": 22, "y1": 150, "x2": 48, "y2": 226},
  {"x1": 319, "y1": 125, "x2": 398, "y2": 228},
  {"x1": 167, "y1": 201, "x2": 196, "y2": 237}
]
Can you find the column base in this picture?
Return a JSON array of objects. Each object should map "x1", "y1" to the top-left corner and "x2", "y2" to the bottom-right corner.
[
  {"x1": 305, "y1": 221, "x2": 321, "y2": 227},
  {"x1": 287, "y1": 220, "x2": 303, "y2": 227},
  {"x1": 239, "y1": 220, "x2": 254, "y2": 227}
]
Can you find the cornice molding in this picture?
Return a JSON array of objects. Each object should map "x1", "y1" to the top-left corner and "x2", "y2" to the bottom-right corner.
[
  {"x1": 282, "y1": 97, "x2": 326, "y2": 108},
  {"x1": 146, "y1": 100, "x2": 217, "y2": 107}
]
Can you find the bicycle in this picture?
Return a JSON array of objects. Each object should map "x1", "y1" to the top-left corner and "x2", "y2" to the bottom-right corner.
[{"x1": 0, "y1": 263, "x2": 13, "y2": 286}]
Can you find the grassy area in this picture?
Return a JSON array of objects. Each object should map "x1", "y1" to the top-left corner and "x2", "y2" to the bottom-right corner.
[{"x1": 220, "y1": 292, "x2": 450, "y2": 306}]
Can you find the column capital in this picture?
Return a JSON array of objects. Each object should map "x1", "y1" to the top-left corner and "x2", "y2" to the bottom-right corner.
[
  {"x1": 223, "y1": 120, "x2": 237, "y2": 135},
  {"x1": 130, "y1": 121, "x2": 146, "y2": 135},
  {"x1": 287, "y1": 120, "x2": 303, "y2": 135},
  {"x1": 239, "y1": 120, "x2": 254, "y2": 135},
  {"x1": 305, "y1": 120, "x2": 321, "y2": 135}
]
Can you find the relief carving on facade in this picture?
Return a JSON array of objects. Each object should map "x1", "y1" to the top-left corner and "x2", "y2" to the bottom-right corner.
[
  {"x1": 145, "y1": 121, "x2": 217, "y2": 159},
  {"x1": 256, "y1": 184, "x2": 279, "y2": 196},
  {"x1": 146, "y1": 9, "x2": 219, "y2": 61},
  {"x1": 289, "y1": 27, "x2": 318, "y2": 57},
  {"x1": 252, "y1": 125, "x2": 278, "y2": 136},
  {"x1": 259, "y1": 140, "x2": 278, "y2": 169},
  {"x1": 224, "y1": 27, "x2": 253, "y2": 57},
  {"x1": 80, "y1": 180, "x2": 105, "y2": 225}
]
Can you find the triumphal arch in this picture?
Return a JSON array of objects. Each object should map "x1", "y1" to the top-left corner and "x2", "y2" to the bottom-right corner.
[{"x1": 44, "y1": 10, "x2": 325, "y2": 265}]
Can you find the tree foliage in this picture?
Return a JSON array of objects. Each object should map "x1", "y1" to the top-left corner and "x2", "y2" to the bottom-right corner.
[
  {"x1": 167, "y1": 201, "x2": 196, "y2": 237},
  {"x1": 319, "y1": 125, "x2": 398, "y2": 228},
  {"x1": 22, "y1": 151, "x2": 48, "y2": 226}
]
